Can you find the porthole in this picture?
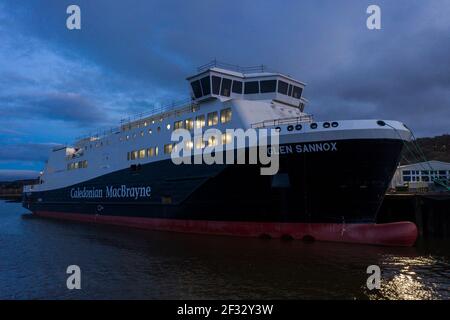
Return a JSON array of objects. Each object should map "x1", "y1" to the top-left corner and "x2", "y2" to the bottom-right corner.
[
  {"x1": 331, "y1": 122, "x2": 339, "y2": 128},
  {"x1": 323, "y1": 122, "x2": 330, "y2": 128},
  {"x1": 295, "y1": 124, "x2": 302, "y2": 131},
  {"x1": 287, "y1": 125, "x2": 294, "y2": 131},
  {"x1": 377, "y1": 120, "x2": 386, "y2": 127},
  {"x1": 310, "y1": 123, "x2": 318, "y2": 129},
  {"x1": 275, "y1": 126, "x2": 281, "y2": 132}
]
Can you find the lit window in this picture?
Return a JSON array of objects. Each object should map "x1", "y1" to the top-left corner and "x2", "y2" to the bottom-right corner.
[
  {"x1": 195, "y1": 138, "x2": 205, "y2": 149},
  {"x1": 131, "y1": 151, "x2": 138, "y2": 160},
  {"x1": 139, "y1": 149, "x2": 146, "y2": 159},
  {"x1": 148, "y1": 128, "x2": 152, "y2": 134},
  {"x1": 185, "y1": 141, "x2": 193, "y2": 150},
  {"x1": 140, "y1": 131, "x2": 144, "y2": 137},
  {"x1": 174, "y1": 120, "x2": 184, "y2": 130},
  {"x1": 164, "y1": 144, "x2": 173, "y2": 154},
  {"x1": 155, "y1": 146, "x2": 159, "y2": 156},
  {"x1": 195, "y1": 115, "x2": 205, "y2": 129},
  {"x1": 207, "y1": 112, "x2": 218, "y2": 126},
  {"x1": 208, "y1": 136, "x2": 217, "y2": 146},
  {"x1": 126, "y1": 135, "x2": 130, "y2": 140},
  {"x1": 220, "y1": 108, "x2": 232, "y2": 123},
  {"x1": 147, "y1": 147, "x2": 155, "y2": 157},
  {"x1": 185, "y1": 118, "x2": 193, "y2": 130},
  {"x1": 166, "y1": 124, "x2": 171, "y2": 130},
  {"x1": 74, "y1": 162, "x2": 79, "y2": 169},
  {"x1": 222, "y1": 133, "x2": 232, "y2": 145},
  {"x1": 82, "y1": 160, "x2": 88, "y2": 168},
  {"x1": 144, "y1": 121, "x2": 148, "y2": 127}
]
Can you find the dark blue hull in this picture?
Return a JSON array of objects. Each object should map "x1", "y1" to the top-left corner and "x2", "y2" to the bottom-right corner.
[{"x1": 23, "y1": 139, "x2": 404, "y2": 223}]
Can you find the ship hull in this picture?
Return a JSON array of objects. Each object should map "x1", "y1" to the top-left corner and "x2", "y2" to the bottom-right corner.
[{"x1": 23, "y1": 138, "x2": 418, "y2": 246}]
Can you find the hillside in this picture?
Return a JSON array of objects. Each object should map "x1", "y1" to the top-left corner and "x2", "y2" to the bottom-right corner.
[{"x1": 402, "y1": 134, "x2": 450, "y2": 164}]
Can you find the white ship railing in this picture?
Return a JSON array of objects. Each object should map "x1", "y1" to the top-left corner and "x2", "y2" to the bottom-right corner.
[
  {"x1": 75, "y1": 98, "x2": 196, "y2": 144},
  {"x1": 251, "y1": 115, "x2": 314, "y2": 129}
]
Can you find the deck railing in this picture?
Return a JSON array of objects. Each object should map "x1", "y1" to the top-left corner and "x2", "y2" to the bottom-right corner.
[
  {"x1": 251, "y1": 115, "x2": 314, "y2": 129},
  {"x1": 75, "y1": 98, "x2": 196, "y2": 144},
  {"x1": 198, "y1": 59, "x2": 269, "y2": 74}
]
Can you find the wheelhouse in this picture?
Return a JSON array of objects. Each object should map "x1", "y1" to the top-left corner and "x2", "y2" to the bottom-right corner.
[{"x1": 187, "y1": 62, "x2": 307, "y2": 111}]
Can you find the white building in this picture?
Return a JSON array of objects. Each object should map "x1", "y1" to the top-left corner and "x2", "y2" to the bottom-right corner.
[{"x1": 391, "y1": 160, "x2": 450, "y2": 188}]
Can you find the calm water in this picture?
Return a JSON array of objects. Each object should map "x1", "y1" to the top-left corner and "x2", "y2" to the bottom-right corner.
[{"x1": 0, "y1": 200, "x2": 449, "y2": 300}]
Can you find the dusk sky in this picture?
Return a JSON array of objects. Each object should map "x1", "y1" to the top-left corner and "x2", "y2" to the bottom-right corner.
[{"x1": 0, "y1": 0, "x2": 449, "y2": 180}]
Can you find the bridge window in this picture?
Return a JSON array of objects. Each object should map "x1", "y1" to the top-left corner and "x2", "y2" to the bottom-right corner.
[
  {"x1": 207, "y1": 112, "x2": 218, "y2": 126},
  {"x1": 244, "y1": 81, "x2": 259, "y2": 94},
  {"x1": 288, "y1": 84, "x2": 293, "y2": 96},
  {"x1": 200, "y1": 76, "x2": 211, "y2": 96},
  {"x1": 195, "y1": 115, "x2": 205, "y2": 128},
  {"x1": 220, "y1": 78, "x2": 232, "y2": 97},
  {"x1": 220, "y1": 108, "x2": 232, "y2": 124},
  {"x1": 191, "y1": 80, "x2": 202, "y2": 99},
  {"x1": 232, "y1": 80, "x2": 243, "y2": 94},
  {"x1": 277, "y1": 80, "x2": 288, "y2": 95},
  {"x1": 260, "y1": 80, "x2": 276, "y2": 93},
  {"x1": 292, "y1": 85, "x2": 303, "y2": 99},
  {"x1": 212, "y1": 76, "x2": 221, "y2": 95}
]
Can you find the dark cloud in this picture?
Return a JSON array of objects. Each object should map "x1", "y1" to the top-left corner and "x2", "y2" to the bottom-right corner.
[
  {"x1": 0, "y1": 170, "x2": 39, "y2": 181},
  {"x1": 0, "y1": 142, "x2": 60, "y2": 162},
  {"x1": 1, "y1": 92, "x2": 108, "y2": 126},
  {"x1": 0, "y1": 0, "x2": 449, "y2": 173}
]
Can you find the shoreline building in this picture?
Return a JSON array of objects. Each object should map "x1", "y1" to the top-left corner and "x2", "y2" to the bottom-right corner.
[{"x1": 390, "y1": 160, "x2": 450, "y2": 190}]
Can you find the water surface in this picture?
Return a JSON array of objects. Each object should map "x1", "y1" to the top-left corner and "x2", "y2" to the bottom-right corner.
[{"x1": 0, "y1": 200, "x2": 449, "y2": 299}]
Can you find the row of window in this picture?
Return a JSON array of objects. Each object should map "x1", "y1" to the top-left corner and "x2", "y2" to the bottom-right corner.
[
  {"x1": 67, "y1": 160, "x2": 88, "y2": 170},
  {"x1": 81, "y1": 108, "x2": 231, "y2": 152},
  {"x1": 403, "y1": 170, "x2": 449, "y2": 176},
  {"x1": 127, "y1": 133, "x2": 233, "y2": 161},
  {"x1": 127, "y1": 147, "x2": 159, "y2": 160},
  {"x1": 402, "y1": 169, "x2": 450, "y2": 182},
  {"x1": 121, "y1": 108, "x2": 232, "y2": 143},
  {"x1": 191, "y1": 76, "x2": 303, "y2": 99},
  {"x1": 404, "y1": 176, "x2": 449, "y2": 182}
]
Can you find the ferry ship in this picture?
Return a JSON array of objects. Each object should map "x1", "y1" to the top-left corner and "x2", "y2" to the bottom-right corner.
[{"x1": 22, "y1": 61, "x2": 418, "y2": 246}]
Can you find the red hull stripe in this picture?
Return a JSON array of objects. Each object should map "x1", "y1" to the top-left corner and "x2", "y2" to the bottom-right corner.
[{"x1": 34, "y1": 211, "x2": 418, "y2": 247}]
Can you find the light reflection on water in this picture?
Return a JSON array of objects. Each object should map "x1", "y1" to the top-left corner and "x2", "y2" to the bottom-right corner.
[{"x1": 0, "y1": 200, "x2": 449, "y2": 299}]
